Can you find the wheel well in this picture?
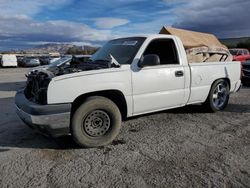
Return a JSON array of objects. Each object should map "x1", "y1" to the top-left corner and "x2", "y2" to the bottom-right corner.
[
  {"x1": 71, "y1": 90, "x2": 128, "y2": 120},
  {"x1": 209, "y1": 78, "x2": 231, "y2": 94},
  {"x1": 205, "y1": 78, "x2": 231, "y2": 101},
  {"x1": 215, "y1": 78, "x2": 231, "y2": 89}
]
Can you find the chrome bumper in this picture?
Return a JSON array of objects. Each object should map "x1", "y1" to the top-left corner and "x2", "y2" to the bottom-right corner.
[{"x1": 15, "y1": 90, "x2": 71, "y2": 137}]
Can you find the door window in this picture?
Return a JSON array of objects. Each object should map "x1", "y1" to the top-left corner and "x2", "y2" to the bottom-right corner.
[{"x1": 143, "y1": 39, "x2": 179, "y2": 65}]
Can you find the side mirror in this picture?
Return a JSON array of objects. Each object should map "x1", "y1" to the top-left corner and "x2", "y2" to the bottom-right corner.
[{"x1": 138, "y1": 54, "x2": 160, "y2": 68}]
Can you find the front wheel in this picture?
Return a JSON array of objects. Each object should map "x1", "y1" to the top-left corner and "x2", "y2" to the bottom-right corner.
[
  {"x1": 71, "y1": 96, "x2": 122, "y2": 148},
  {"x1": 203, "y1": 79, "x2": 230, "y2": 112}
]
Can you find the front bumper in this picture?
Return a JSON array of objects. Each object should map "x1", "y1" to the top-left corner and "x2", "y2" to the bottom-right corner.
[{"x1": 15, "y1": 90, "x2": 71, "y2": 137}]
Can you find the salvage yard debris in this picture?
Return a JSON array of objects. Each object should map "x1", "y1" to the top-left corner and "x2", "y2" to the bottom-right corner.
[{"x1": 160, "y1": 27, "x2": 233, "y2": 63}]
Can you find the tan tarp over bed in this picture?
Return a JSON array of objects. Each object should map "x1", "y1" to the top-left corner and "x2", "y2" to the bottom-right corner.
[{"x1": 159, "y1": 27, "x2": 232, "y2": 63}]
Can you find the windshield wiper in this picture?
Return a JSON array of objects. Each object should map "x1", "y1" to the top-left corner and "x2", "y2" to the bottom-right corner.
[
  {"x1": 90, "y1": 55, "x2": 121, "y2": 68},
  {"x1": 109, "y1": 54, "x2": 120, "y2": 68}
]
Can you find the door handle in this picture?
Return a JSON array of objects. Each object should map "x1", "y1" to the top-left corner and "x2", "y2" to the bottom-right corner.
[{"x1": 175, "y1": 70, "x2": 184, "y2": 77}]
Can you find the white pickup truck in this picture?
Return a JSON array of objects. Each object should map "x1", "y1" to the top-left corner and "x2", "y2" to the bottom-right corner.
[{"x1": 15, "y1": 34, "x2": 241, "y2": 147}]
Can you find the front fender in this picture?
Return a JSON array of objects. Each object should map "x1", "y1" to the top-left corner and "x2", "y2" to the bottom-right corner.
[{"x1": 47, "y1": 67, "x2": 132, "y2": 104}]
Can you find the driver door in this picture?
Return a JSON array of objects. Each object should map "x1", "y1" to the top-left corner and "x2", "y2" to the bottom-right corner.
[{"x1": 132, "y1": 39, "x2": 185, "y2": 115}]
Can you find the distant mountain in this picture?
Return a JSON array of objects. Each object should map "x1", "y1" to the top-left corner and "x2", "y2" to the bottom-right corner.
[
  {"x1": 30, "y1": 43, "x2": 74, "y2": 53},
  {"x1": 4, "y1": 37, "x2": 249, "y2": 54},
  {"x1": 23, "y1": 43, "x2": 97, "y2": 54},
  {"x1": 220, "y1": 37, "x2": 250, "y2": 48}
]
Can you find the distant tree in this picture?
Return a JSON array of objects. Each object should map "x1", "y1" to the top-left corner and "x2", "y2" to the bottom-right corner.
[
  {"x1": 237, "y1": 39, "x2": 250, "y2": 51},
  {"x1": 88, "y1": 48, "x2": 99, "y2": 54},
  {"x1": 2, "y1": 51, "x2": 16, "y2": 54},
  {"x1": 226, "y1": 44, "x2": 236, "y2": 49},
  {"x1": 66, "y1": 47, "x2": 83, "y2": 55},
  {"x1": 66, "y1": 47, "x2": 99, "y2": 55}
]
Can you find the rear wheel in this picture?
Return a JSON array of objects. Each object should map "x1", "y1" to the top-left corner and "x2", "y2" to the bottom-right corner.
[
  {"x1": 71, "y1": 96, "x2": 121, "y2": 148},
  {"x1": 204, "y1": 79, "x2": 230, "y2": 112}
]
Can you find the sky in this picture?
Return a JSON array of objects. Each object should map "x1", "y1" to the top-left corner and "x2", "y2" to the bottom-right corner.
[{"x1": 0, "y1": 0, "x2": 249, "y2": 50}]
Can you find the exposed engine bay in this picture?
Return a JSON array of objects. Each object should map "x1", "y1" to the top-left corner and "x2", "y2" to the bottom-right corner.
[
  {"x1": 24, "y1": 60, "x2": 115, "y2": 104},
  {"x1": 47, "y1": 60, "x2": 113, "y2": 76},
  {"x1": 24, "y1": 70, "x2": 53, "y2": 104}
]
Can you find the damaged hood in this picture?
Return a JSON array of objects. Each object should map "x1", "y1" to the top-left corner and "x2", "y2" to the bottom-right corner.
[
  {"x1": 25, "y1": 59, "x2": 124, "y2": 104},
  {"x1": 52, "y1": 65, "x2": 128, "y2": 82}
]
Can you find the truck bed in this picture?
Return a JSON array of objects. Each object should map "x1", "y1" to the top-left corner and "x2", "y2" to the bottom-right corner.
[{"x1": 187, "y1": 61, "x2": 241, "y2": 104}]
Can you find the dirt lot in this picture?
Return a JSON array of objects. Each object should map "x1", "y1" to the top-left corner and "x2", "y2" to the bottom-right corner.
[{"x1": 0, "y1": 68, "x2": 249, "y2": 188}]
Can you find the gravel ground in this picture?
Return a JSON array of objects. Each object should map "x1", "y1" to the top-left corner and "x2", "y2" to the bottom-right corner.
[{"x1": 0, "y1": 68, "x2": 250, "y2": 188}]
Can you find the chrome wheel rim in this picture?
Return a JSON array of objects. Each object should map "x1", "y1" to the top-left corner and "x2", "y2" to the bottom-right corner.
[
  {"x1": 212, "y1": 83, "x2": 228, "y2": 108},
  {"x1": 83, "y1": 110, "x2": 111, "y2": 137}
]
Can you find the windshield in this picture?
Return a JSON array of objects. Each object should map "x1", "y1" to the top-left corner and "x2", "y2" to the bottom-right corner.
[
  {"x1": 91, "y1": 37, "x2": 146, "y2": 65},
  {"x1": 49, "y1": 57, "x2": 72, "y2": 67}
]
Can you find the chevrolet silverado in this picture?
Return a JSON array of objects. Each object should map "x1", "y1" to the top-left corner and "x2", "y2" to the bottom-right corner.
[{"x1": 15, "y1": 35, "x2": 241, "y2": 147}]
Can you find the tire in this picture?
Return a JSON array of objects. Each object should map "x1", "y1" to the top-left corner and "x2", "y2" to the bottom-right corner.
[
  {"x1": 203, "y1": 79, "x2": 230, "y2": 112},
  {"x1": 71, "y1": 96, "x2": 121, "y2": 148}
]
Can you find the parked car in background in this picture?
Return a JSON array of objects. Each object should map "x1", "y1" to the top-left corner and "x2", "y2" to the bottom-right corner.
[
  {"x1": 50, "y1": 57, "x2": 61, "y2": 64},
  {"x1": 0, "y1": 54, "x2": 17, "y2": 67},
  {"x1": 242, "y1": 59, "x2": 250, "y2": 85},
  {"x1": 229, "y1": 48, "x2": 250, "y2": 62},
  {"x1": 31, "y1": 56, "x2": 72, "y2": 72},
  {"x1": 19, "y1": 57, "x2": 40, "y2": 67},
  {"x1": 30, "y1": 55, "x2": 91, "y2": 72},
  {"x1": 39, "y1": 56, "x2": 51, "y2": 65},
  {"x1": 39, "y1": 56, "x2": 61, "y2": 65},
  {"x1": 17, "y1": 56, "x2": 24, "y2": 66},
  {"x1": 72, "y1": 55, "x2": 91, "y2": 64}
]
